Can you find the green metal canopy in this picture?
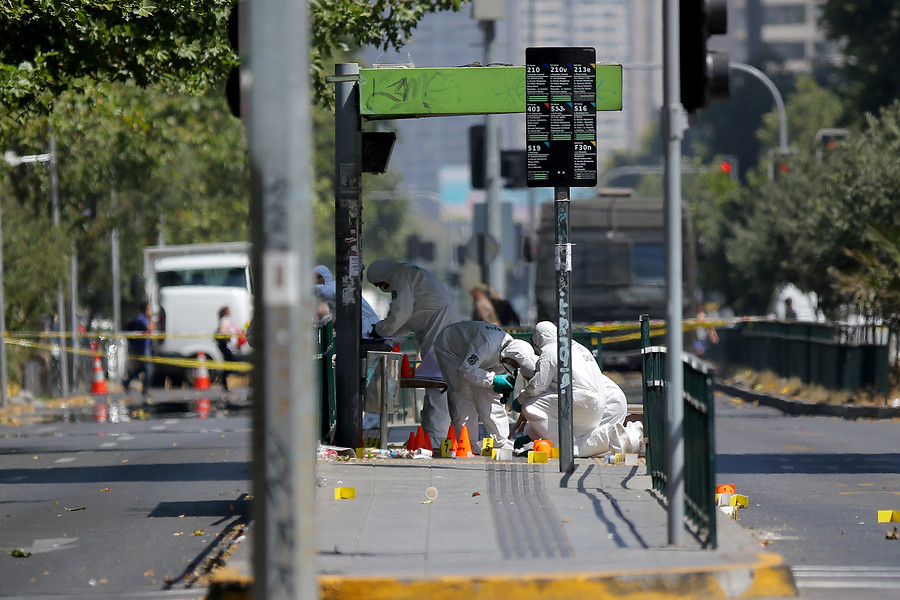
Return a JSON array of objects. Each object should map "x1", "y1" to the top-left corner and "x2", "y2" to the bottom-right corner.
[{"x1": 359, "y1": 65, "x2": 623, "y2": 119}]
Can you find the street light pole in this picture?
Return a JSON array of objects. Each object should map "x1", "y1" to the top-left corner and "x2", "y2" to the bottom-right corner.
[
  {"x1": 2, "y1": 137, "x2": 69, "y2": 400},
  {"x1": 729, "y1": 62, "x2": 788, "y2": 152}
]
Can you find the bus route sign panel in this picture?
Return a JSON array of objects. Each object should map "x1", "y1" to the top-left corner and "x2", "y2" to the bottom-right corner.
[{"x1": 526, "y1": 47, "x2": 597, "y2": 188}]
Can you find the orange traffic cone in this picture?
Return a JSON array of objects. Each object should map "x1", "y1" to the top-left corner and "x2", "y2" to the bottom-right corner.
[
  {"x1": 196, "y1": 398, "x2": 211, "y2": 419},
  {"x1": 93, "y1": 402, "x2": 108, "y2": 423},
  {"x1": 194, "y1": 352, "x2": 211, "y2": 390},
  {"x1": 406, "y1": 431, "x2": 418, "y2": 451},
  {"x1": 401, "y1": 354, "x2": 413, "y2": 378},
  {"x1": 456, "y1": 425, "x2": 473, "y2": 457},
  {"x1": 446, "y1": 425, "x2": 459, "y2": 453},
  {"x1": 415, "y1": 426, "x2": 428, "y2": 450},
  {"x1": 91, "y1": 353, "x2": 108, "y2": 395}
]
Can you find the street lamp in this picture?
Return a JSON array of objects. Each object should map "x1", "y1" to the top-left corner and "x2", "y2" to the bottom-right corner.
[{"x1": 2, "y1": 137, "x2": 69, "y2": 403}]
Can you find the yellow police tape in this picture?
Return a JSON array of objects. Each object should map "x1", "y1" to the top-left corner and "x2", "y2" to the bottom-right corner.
[
  {"x1": 2, "y1": 335, "x2": 253, "y2": 372},
  {"x1": 0, "y1": 315, "x2": 761, "y2": 373}
]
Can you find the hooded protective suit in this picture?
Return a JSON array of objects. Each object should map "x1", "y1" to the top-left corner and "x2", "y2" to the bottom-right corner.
[
  {"x1": 515, "y1": 321, "x2": 633, "y2": 457},
  {"x1": 366, "y1": 260, "x2": 460, "y2": 444},
  {"x1": 434, "y1": 322, "x2": 536, "y2": 450},
  {"x1": 314, "y1": 265, "x2": 380, "y2": 335}
]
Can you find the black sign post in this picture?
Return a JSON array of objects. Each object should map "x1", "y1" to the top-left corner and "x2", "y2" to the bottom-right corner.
[
  {"x1": 526, "y1": 47, "x2": 597, "y2": 474},
  {"x1": 526, "y1": 47, "x2": 597, "y2": 188}
]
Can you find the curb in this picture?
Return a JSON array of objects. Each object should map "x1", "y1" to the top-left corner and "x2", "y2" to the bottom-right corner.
[
  {"x1": 317, "y1": 554, "x2": 796, "y2": 600},
  {"x1": 717, "y1": 383, "x2": 900, "y2": 419},
  {"x1": 207, "y1": 552, "x2": 796, "y2": 600}
]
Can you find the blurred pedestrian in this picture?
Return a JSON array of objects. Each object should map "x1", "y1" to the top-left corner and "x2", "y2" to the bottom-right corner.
[
  {"x1": 122, "y1": 301, "x2": 154, "y2": 395},
  {"x1": 490, "y1": 288, "x2": 520, "y2": 327},
  {"x1": 783, "y1": 298, "x2": 797, "y2": 321},
  {"x1": 315, "y1": 264, "x2": 380, "y2": 335},
  {"x1": 693, "y1": 307, "x2": 719, "y2": 357},
  {"x1": 216, "y1": 305, "x2": 243, "y2": 391},
  {"x1": 367, "y1": 259, "x2": 460, "y2": 446},
  {"x1": 470, "y1": 284, "x2": 499, "y2": 325}
]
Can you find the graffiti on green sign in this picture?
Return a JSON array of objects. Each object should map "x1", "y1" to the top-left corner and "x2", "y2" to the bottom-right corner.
[{"x1": 359, "y1": 66, "x2": 622, "y2": 118}]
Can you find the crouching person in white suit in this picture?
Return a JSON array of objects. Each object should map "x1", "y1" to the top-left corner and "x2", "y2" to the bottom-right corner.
[
  {"x1": 512, "y1": 321, "x2": 642, "y2": 457},
  {"x1": 434, "y1": 321, "x2": 537, "y2": 450}
]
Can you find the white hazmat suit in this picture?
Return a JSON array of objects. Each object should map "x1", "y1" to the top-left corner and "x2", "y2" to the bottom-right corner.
[
  {"x1": 314, "y1": 265, "x2": 380, "y2": 335},
  {"x1": 515, "y1": 321, "x2": 639, "y2": 457},
  {"x1": 366, "y1": 260, "x2": 460, "y2": 445},
  {"x1": 434, "y1": 322, "x2": 537, "y2": 450}
]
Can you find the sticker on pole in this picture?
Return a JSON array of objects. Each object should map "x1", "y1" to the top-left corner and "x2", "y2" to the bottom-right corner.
[
  {"x1": 263, "y1": 251, "x2": 299, "y2": 306},
  {"x1": 526, "y1": 47, "x2": 597, "y2": 188}
]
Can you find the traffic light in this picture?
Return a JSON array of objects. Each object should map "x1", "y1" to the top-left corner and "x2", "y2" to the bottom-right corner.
[
  {"x1": 718, "y1": 155, "x2": 738, "y2": 182},
  {"x1": 500, "y1": 150, "x2": 527, "y2": 188},
  {"x1": 680, "y1": 0, "x2": 729, "y2": 113},
  {"x1": 769, "y1": 150, "x2": 793, "y2": 182},
  {"x1": 815, "y1": 128, "x2": 848, "y2": 162},
  {"x1": 469, "y1": 125, "x2": 486, "y2": 189},
  {"x1": 362, "y1": 131, "x2": 396, "y2": 173},
  {"x1": 406, "y1": 235, "x2": 435, "y2": 262}
]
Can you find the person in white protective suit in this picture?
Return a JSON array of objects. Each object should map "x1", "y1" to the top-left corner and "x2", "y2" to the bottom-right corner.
[
  {"x1": 366, "y1": 260, "x2": 460, "y2": 445},
  {"x1": 511, "y1": 321, "x2": 642, "y2": 457},
  {"x1": 314, "y1": 265, "x2": 380, "y2": 335},
  {"x1": 433, "y1": 322, "x2": 537, "y2": 450}
]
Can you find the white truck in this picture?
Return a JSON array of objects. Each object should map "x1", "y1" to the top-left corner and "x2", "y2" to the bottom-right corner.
[{"x1": 142, "y1": 242, "x2": 253, "y2": 385}]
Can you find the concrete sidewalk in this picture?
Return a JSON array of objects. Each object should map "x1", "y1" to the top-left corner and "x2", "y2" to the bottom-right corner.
[{"x1": 208, "y1": 443, "x2": 798, "y2": 600}]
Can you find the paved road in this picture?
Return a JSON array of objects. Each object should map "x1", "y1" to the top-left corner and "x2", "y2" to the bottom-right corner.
[
  {"x1": 0, "y1": 396, "x2": 251, "y2": 599},
  {"x1": 715, "y1": 393, "x2": 900, "y2": 598}
]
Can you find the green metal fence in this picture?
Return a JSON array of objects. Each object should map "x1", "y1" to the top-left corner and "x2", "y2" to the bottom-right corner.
[
  {"x1": 641, "y1": 315, "x2": 717, "y2": 548},
  {"x1": 713, "y1": 321, "x2": 891, "y2": 397}
]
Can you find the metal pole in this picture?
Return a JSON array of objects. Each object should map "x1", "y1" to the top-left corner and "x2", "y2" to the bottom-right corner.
[
  {"x1": 334, "y1": 62, "x2": 363, "y2": 448},
  {"x1": 482, "y1": 19, "x2": 505, "y2": 296},
  {"x1": 247, "y1": 0, "x2": 316, "y2": 597},
  {"x1": 729, "y1": 62, "x2": 788, "y2": 152},
  {"x1": 555, "y1": 187, "x2": 574, "y2": 474},
  {"x1": 49, "y1": 136, "x2": 69, "y2": 400},
  {"x1": 70, "y1": 250, "x2": 78, "y2": 389},
  {"x1": 111, "y1": 213, "x2": 122, "y2": 384},
  {"x1": 0, "y1": 193, "x2": 8, "y2": 408},
  {"x1": 663, "y1": 0, "x2": 685, "y2": 546}
]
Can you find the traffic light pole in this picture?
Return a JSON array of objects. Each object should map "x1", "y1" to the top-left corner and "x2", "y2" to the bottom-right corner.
[
  {"x1": 663, "y1": 0, "x2": 685, "y2": 547},
  {"x1": 334, "y1": 63, "x2": 363, "y2": 449}
]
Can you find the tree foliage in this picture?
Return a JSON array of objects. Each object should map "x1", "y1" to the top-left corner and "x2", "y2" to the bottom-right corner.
[
  {"x1": 820, "y1": 0, "x2": 900, "y2": 118},
  {"x1": 0, "y1": 0, "x2": 467, "y2": 115},
  {"x1": 2, "y1": 81, "x2": 252, "y2": 330},
  {"x1": 832, "y1": 224, "x2": 900, "y2": 331},
  {"x1": 724, "y1": 99, "x2": 900, "y2": 317}
]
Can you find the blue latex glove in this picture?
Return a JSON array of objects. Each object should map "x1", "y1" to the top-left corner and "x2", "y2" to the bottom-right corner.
[{"x1": 492, "y1": 373, "x2": 514, "y2": 393}]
